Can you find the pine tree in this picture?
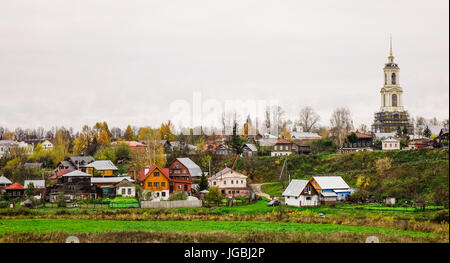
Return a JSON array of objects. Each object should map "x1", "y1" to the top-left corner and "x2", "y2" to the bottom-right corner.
[
  {"x1": 423, "y1": 126, "x2": 432, "y2": 138},
  {"x1": 199, "y1": 173, "x2": 209, "y2": 191},
  {"x1": 123, "y1": 125, "x2": 135, "y2": 141}
]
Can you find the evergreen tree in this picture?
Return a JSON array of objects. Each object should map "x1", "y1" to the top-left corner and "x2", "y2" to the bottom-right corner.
[
  {"x1": 424, "y1": 126, "x2": 432, "y2": 138},
  {"x1": 402, "y1": 126, "x2": 408, "y2": 136},
  {"x1": 199, "y1": 173, "x2": 209, "y2": 191},
  {"x1": 227, "y1": 122, "x2": 245, "y2": 154},
  {"x1": 396, "y1": 127, "x2": 403, "y2": 137},
  {"x1": 123, "y1": 125, "x2": 135, "y2": 141}
]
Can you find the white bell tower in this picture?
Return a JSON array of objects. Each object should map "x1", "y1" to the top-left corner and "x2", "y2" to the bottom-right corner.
[{"x1": 380, "y1": 36, "x2": 404, "y2": 112}]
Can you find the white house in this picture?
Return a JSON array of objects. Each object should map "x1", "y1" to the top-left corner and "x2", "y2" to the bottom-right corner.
[
  {"x1": 282, "y1": 179, "x2": 320, "y2": 207},
  {"x1": 40, "y1": 139, "x2": 54, "y2": 150},
  {"x1": 382, "y1": 137, "x2": 401, "y2": 150},
  {"x1": 115, "y1": 180, "x2": 136, "y2": 197},
  {"x1": 208, "y1": 167, "x2": 248, "y2": 197},
  {"x1": 0, "y1": 175, "x2": 12, "y2": 193},
  {"x1": 23, "y1": 180, "x2": 46, "y2": 189}
]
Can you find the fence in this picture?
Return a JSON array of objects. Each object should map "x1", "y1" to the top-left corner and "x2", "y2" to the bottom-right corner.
[{"x1": 140, "y1": 199, "x2": 202, "y2": 208}]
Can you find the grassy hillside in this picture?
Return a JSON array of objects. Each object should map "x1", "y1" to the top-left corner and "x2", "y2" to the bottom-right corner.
[{"x1": 220, "y1": 149, "x2": 448, "y2": 206}]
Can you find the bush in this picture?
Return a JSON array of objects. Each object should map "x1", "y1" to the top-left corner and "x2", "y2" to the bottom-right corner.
[
  {"x1": 431, "y1": 209, "x2": 449, "y2": 223},
  {"x1": 168, "y1": 192, "x2": 188, "y2": 201}
]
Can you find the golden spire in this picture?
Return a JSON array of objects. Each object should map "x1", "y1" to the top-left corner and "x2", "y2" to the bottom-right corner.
[{"x1": 389, "y1": 35, "x2": 394, "y2": 59}]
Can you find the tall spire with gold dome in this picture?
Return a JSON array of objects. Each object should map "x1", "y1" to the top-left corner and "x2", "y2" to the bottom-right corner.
[{"x1": 388, "y1": 35, "x2": 394, "y2": 62}]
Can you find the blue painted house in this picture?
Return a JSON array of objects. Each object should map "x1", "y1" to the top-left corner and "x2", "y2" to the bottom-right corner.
[{"x1": 310, "y1": 176, "x2": 352, "y2": 201}]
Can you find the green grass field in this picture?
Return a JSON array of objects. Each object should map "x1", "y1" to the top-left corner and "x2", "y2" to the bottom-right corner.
[{"x1": 0, "y1": 219, "x2": 438, "y2": 238}]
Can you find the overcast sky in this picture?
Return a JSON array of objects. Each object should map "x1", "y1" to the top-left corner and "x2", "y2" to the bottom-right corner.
[{"x1": 0, "y1": 0, "x2": 448, "y2": 132}]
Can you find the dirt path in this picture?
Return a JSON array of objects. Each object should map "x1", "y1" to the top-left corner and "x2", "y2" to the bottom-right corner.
[{"x1": 249, "y1": 183, "x2": 272, "y2": 200}]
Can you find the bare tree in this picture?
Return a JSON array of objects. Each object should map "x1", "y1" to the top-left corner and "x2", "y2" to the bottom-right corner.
[
  {"x1": 330, "y1": 107, "x2": 353, "y2": 149},
  {"x1": 358, "y1": 124, "x2": 368, "y2": 134},
  {"x1": 296, "y1": 106, "x2": 320, "y2": 132}
]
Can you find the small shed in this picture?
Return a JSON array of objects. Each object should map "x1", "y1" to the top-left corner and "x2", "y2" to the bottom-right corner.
[
  {"x1": 385, "y1": 197, "x2": 396, "y2": 206},
  {"x1": 320, "y1": 192, "x2": 338, "y2": 205},
  {"x1": 0, "y1": 175, "x2": 12, "y2": 193}
]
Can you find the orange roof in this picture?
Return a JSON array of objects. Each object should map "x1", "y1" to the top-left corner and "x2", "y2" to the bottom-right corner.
[
  {"x1": 50, "y1": 169, "x2": 72, "y2": 179},
  {"x1": 6, "y1": 182, "x2": 24, "y2": 190},
  {"x1": 355, "y1": 132, "x2": 373, "y2": 139},
  {"x1": 139, "y1": 165, "x2": 170, "y2": 181}
]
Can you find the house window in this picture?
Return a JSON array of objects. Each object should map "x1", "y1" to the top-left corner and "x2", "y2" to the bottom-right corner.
[
  {"x1": 223, "y1": 180, "x2": 226, "y2": 185},
  {"x1": 162, "y1": 192, "x2": 166, "y2": 197},
  {"x1": 127, "y1": 188, "x2": 131, "y2": 195},
  {"x1": 161, "y1": 182, "x2": 166, "y2": 187},
  {"x1": 154, "y1": 172, "x2": 159, "y2": 177},
  {"x1": 213, "y1": 181, "x2": 216, "y2": 185},
  {"x1": 241, "y1": 180, "x2": 243, "y2": 184},
  {"x1": 154, "y1": 182, "x2": 159, "y2": 187},
  {"x1": 306, "y1": 196, "x2": 311, "y2": 200},
  {"x1": 147, "y1": 182, "x2": 152, "y2": 187},
  {"x1": 231, "y1": 180, "x2": 233, "y2": 184},
  {"x1": 178, "y1": 185, "x2": 182, "y2": 189},
  {"x1": 122, "y1": 189, "x2": 126, "y2": 195}
]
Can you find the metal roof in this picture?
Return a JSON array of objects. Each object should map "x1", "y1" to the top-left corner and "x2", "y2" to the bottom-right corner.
[
  {"x1": 321, "y1": 192, "x2": 337, "y2": 197},
  {"x1": 91, "y1": 176, "x2": 134, "y2": 184},
  {"x1": 0, "y1": 175, "x2": 12, "y2": 185},
  {"x1": 312, "y1": 176, "x2": 350, "y2": 190},
  {"x1": 209, "y1": 168, "x2": 247, "y2": 181},
  {"x1": 62, "y1": 170, "x2": 92, "y2": 177},
  {"x1": 176, "y1": 158, "x2": 202, "y2": 177},
  {"x1": 83, "y1": 160, "x2": 118, "y2": 171},
  {"x1": 282, "y1": 179, "x2": 309, "y2": 197},
  {"x1": 24, "y1": 180, "x2": 45, "y2": 189},
  {"x1": 291, "y1": 132, "x2": 321, "y2": 139},
  {"x1": 244, "y1": 143, "x2": 257, "y2": 152},
  {"x1": 256, "y1": 138, "x2": 277, "y2": 147}
]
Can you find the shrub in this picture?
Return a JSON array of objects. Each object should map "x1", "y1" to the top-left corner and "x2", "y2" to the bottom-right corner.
[{"x1": 169, "y1": 192, "x2": 188, "y2": 201}]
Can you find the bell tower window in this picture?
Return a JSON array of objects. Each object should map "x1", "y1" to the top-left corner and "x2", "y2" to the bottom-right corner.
[
  {"x1": 384, "y1": 73, "x2": 387, "y2": 85},
  {"x1": 391, "y1": 73, "x2": 396, "y2": 84},
  {"x1": 392, "y1": 94, "x2": 397, "y2": 107}
]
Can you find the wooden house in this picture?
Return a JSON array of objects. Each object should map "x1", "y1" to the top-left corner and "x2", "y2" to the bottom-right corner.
[
  {"x1": 168, "y1": 158, "x2": 202, "y2": 195},
  {"x1": 91, "y1": 177, "x2": 134, "y2": 198},
  {"x1": 5, "y1": 183, "x2": 25, "y2": 198},
  {"x1": 56, "y1": 156, "x2": 95, "y2": 171},
  {"x1": 49, "y1": 170, "x2": 93, "y2": 202},
  {"x1": 282, "y1": 180, "x2": 319, "y2": 207},
  {"x1": 242, "y1": 143, "x2": 257, "y2": 157},
  {"x1": 83, "y1": 160, "x2": 118, "y2": 176},
  {"x1": 310, "y1": 176, "x2": 351, "y2": 202},
  {"x1": 271, "y1": 139, "x2": 293, "y2": 156},
  {"x1": 139, "y1": 165, "x2": 170, "y2": 200}
]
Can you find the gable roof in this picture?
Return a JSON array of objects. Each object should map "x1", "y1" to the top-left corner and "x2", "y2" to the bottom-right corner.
[
  {"x1": 115, "y1": 180, "x2": 135, "y2": 188},
  {"x1": 209, "y1": 167, "x2": 247, "y2": 181},
  {"x1": 275, "y1": 139, "x2": 292, "y2": 144},
  {"x1": 50, "y1": 169, "x2": 72, "y2": 180},
  {"x1": 312, "y1": 176, "x2": 350, "y2": 190},
  {"x1": 282, "y1": 179, "x2": 309, "y2": 197},
  {"x1": 139, "y1": 165, "x2": 170, "y2": 181},
  {"x1": 63, "y1": 170, "x2": 92, "y2": 177},
  {"x1": 257, "y1": 138, "x2": 277, "y2": 147},
  {"x1": 24, "y1": 180, "x2": 45, "y2": 189},
  {"x1": 291, "y1": 132, "x2": 321, "y2": 139},
  {"x1": 0, "y1": 176, "x2": 12, "y2": 185},
  {"x1": 6, "y1": 182, "x2": 24, "y2": 190},
  {"x1": 83, "y1": 160, "x2": 118, "y2": 171},
  {"x1": 91, "y1": 176, "x2": 134, "y2": 184},
  {"x1": 68, "y1": 156, "x2": 95, "y2": 165},
  {"x1": 175, "y1": 158, "x2": 202, "y2": 177},
  {"x1": 244, "y1": 143, "x2": 257, "y2": 152}
]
